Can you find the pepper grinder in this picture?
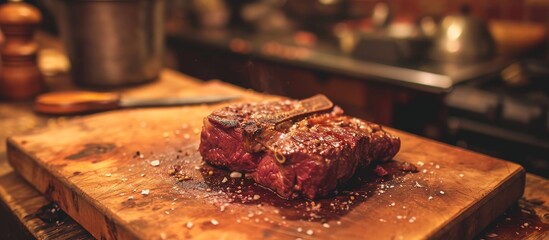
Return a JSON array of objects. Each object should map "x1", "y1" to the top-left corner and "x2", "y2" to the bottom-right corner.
[{"x1": 0, "y1": 0, "x2": 45, "y2": 101}]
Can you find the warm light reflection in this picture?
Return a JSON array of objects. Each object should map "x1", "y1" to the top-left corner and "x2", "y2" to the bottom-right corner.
[
  {"x1": 446, "y1": 23, "x2": 462, "y2": 40},
  {"x1": 445, "y1": 41, "x2": 461, "y2": 53},
  {"x1": 319, "y1": 0, "x2": 337, "y2": 5}
]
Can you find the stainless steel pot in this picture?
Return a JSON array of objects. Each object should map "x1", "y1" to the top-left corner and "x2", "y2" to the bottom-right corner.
[
  {"x1": 44, "y1": 0, "x2": 165, "y2": 87},
  {"x1": 429, "y1": 5, "x2": 494, "y2": 63}
]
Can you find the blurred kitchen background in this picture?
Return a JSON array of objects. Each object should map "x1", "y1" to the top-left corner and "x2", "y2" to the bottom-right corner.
[{"x1": 4, "y1": 0, "x2": 549, "y2": 177}]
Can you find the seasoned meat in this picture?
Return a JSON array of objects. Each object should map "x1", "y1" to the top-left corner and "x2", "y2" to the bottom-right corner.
[{"x1": 199, "y1": 95, "x2": 400, "y2": 199}]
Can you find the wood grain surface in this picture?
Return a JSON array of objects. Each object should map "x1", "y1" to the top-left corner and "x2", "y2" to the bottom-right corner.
[{"x1": 6, "y1": 82, "x2": 525, "y2": 240}]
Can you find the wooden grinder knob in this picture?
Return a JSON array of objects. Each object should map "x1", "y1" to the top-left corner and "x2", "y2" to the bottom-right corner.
[{"x1": 0, "y1": 0, "x2": 45, "y2": 101}]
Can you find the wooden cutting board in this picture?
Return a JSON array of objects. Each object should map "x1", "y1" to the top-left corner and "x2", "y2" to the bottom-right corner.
[{"x1": 7, "y1": 88, "x2": 524, "y2": 240}]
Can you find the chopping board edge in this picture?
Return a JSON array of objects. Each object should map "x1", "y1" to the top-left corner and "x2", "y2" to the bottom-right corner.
[
  {"x1": 428, "y1": 164, "x2": 526, "y2": 239},
  {"x1": 6, "y1": 137, "x2": 143, "y2": 240}
]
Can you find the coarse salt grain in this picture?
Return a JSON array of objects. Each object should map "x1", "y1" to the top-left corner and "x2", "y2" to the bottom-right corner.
[
  {"x1": 440, "y1": 191, "x2": 445, "y2": 195},
  {"x1": 141, "y1": 189, "x2": 150, "y2": 195},
  {"x1": 459, "y1": 173, "x2": 464, "y2": 177},
  {"x1": 297, "y1": 227, "x2": 302, "y2": 232},
  {"x1": 186, "y1": 221, "x2": 194, "y2": 229},
  {"x1": 428, "y1": 196, "x2": 433, "y2": 200},
  {"x1": 230, "y1": 171, "x2": 243, "y2": 178},
  {"x1": 128, "y1": 196, "x2": 134, "y2": 200},
  {"x1": 105, "y1": 173, "x2": 112, "y2": 177},
  {"x1": 306, "y1": 229, "x2": 314, "y2": 235},
  {"x1": 390, "y1": 202, "x2": 396, "y2": 207},
  {"x1": 417, "y1": 161, "x2": 424, "y2": 166},
  {"x1": 323, "y1": 223, "x2": 330, "y2": 228},
  {"x1": 150, "y1": 160, "x2": 160, "y2": 166},
  {"x1": 253, "y1": 195, "x2": 261, "y2": 200},
  {"x1": 211, "y1": 219, "x2": 219, "y2": 225},
  {"x1": 222, "y1": 177, "x2": 228, "y2": 183},
  {"x1": 486, "y1": 233, "x2": 498, "y2": 238},
  {"x1": 414, "y1": 181, "x2": 423, "y2": 188}
]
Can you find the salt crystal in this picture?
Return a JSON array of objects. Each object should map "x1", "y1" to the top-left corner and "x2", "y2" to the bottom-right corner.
[
  {"x1": 397, "y1": 215, "x2": 403, "y2": 219},
  {"x1": 230, "y1": 171, "x2": 243, "y2": 178},
  {"x1": 487, "y1": 233, "x2": 498, "y2": 238},
  {"x1": 414, "y1": 181, "x2": 423, "y2": 188},
  {"x1": 253, "y1": 195, "x2": 261, "y2": 200},
  {"x1": 390, "y1": 202, "x2": 396, "y2": 207},
  {"x1": 186, "y1": 221, "x2": 194, "y2": 229},
  {"x1": 440, "y1": 191, "x2": 445, "y2": 195},
  {"x1": 141, "y1": 189, "x2": 150, "y2": 195},
  {"x1": 183, "y1": 134, "x2": 190, "y2": 139},
  {"x1": 297, "y1": 227, "x2": 302, "y2": 232},
  {"x1": 121, "y1": 178, "x2": 128, "y2": 182},
  {"x1": 422, "y1": 169, "x2": 428, "y2": 173},
  {"x1": 323, "y1": 223, "x2": 330, "y2": 228},
  {"x1": 379, "y1": 218, "x2": 387, "y2": 222},
  {"x1": 435, "y1": 165, "x2": 440, "y2": 169},
  {"x1": 141, "y1": 173, "x2": 145, "y2": 177},
  {"x1": 337, "y1": 221, "x2": 342, "y2": 225},
  {"x1": 408, "y1": 217, "x2": 416, "y2": 223},
  {"x1": 120, "y1": 193, "x2": 125, "y2": 196},
  {"x1": 417, "y1": 161, "x2": 424, "y2": 166},
  {"x1": 128, "y1": 196, "x2": 134, "y2": 200},
  {"x1": 428, "y1": 196, "x2": 433, "y2": 200},
  {"x1": 459, "y1": 173, "x2": 464, "y2": 177},
  {"x1": 211, "y1": 219, "x2": 219, "y2": 225},
  {"x1": 524, "y1": 223, "x2": 529, "y2": 227},
  {"x1": 306, "y1": 229, "x2": 314, "y2": 235},
  {"x1": 150, "y1": 160, "x2": 160, "y2": 166},
  {"x1": 222, "y1": 177, "x2": 228, "y2": 183},
  {"x1": 165, "y1": 211, "x2": 170, "y2": 215},
  {"x1": 105, "y1": 173, "x2": 112, "y2": 177}
]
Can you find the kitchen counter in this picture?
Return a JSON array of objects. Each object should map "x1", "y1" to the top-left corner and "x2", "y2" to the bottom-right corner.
[
  {"x1": 0, "y1": 69, "x2": 547, "y2": 239},
  {"x1": 167, "y1": 26, "x2": 511, "y2": 94}
]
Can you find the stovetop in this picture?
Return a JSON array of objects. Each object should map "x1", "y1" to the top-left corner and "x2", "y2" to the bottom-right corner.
[{"x1": 445, "y1": 74, "x2": 549, "y2": 177}]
